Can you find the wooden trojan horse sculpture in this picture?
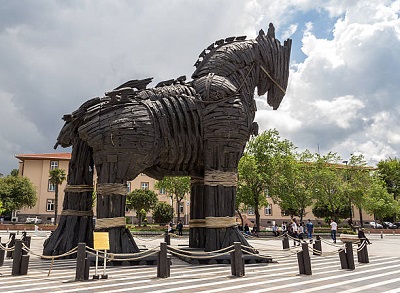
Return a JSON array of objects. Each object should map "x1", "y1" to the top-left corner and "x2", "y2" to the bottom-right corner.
[{"x1": 43, "y1": 24, "x2": 291, "y2": 256}]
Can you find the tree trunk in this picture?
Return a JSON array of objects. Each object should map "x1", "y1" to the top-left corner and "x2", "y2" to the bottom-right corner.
[
  {"x1": 255, "y1": 206, "x2": 260, "y2": 231},
  {"x1": 177, "y1": 199, "x2": 181, "y2": 222},
  {"x1": 236, "y1": 209, "x2": 244, "y2": 229},
  {"x1": 137, "y1": 212, "x2": 142, "y2": 227},
  {"x1": 43, "y1": 140, "x2": 94, "y2": 257}
]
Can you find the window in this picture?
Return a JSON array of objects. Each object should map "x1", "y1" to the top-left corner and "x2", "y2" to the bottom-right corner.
[
  {"x1": 141, "y1": 182, "x2": 149, "y2": 190},
  {"x1": 48, "y1": 180, "x2": 56, "y2": 192},
  {"x1": 179, "y1": 202, "x2": 184, "y2": 213},
  {"x1": 50, "y1": 161, "x2": 59, "y2": 170},
  {"x1": 159, "y1": 187, "x2": 166, "y2": 195},
  {"x1": 46, "y1": 199, "x2": 55, "y2": 211},
  {"x1": 264, "y1": 189, "x2": 270, "y2": 197},
  {"x1": 248, "y1": 207, "x2": 255, "y2": 215},
  {"x1": 126, "y1": 182, "x2": 131, "y2": 193},
  {"x1": 265, "y1": 204, "x2": 272, "y2": 215}
]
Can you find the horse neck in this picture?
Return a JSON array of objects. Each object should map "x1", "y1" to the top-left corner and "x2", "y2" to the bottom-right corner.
[{"x1": 193, "y1": 41, "x2": 260, "y2": 103}]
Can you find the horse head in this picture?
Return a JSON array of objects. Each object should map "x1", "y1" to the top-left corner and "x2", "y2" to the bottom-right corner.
[{"x1": 256, "y1": 25, "x2": 292, "y2": 110}]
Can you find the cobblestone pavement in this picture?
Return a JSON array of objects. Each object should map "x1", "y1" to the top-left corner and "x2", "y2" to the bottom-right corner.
[{"x1": 1, "y1": 231, "x2": 399, "y2": 293}]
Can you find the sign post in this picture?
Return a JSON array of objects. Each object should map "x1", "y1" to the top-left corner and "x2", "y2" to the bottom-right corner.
[{"x1": 93, "y1": 232, "x2": 110, "y2": 279}]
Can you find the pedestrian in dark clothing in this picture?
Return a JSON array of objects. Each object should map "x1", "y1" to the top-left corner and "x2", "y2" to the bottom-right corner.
[
  {"x1": 177, "y1": 220, "x2": 183, "y2": 236},
  {"x1": 306, "y1": 219, "x2": 314, "y2": 243},
  {"x1": 358, "y1": 228, "x2": 371, "y2": 244},
  {"x1": 244, "y1": 223, "x2": 250, "y2": 235}
]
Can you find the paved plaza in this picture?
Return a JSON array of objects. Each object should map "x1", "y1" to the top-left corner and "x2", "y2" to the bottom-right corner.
[{"x1": 1, "y1": 230, "x2": 400, "y2": 292}]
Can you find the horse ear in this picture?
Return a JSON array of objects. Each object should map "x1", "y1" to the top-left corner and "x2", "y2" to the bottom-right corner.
[{"x1": 259, "y1": 29, "x2": 265, "y2": 36}]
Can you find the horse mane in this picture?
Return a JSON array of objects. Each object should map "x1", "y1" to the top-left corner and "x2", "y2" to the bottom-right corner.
[{"x1": 192, "y1": 35, "x2": 247, "y2": 71}]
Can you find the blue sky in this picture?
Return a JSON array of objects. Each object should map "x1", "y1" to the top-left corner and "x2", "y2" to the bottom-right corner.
[{"x1": 0, "y1": 0, "x2": 400, "y2": 175}]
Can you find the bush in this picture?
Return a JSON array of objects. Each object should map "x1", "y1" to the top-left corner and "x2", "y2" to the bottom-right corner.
[{"x1": 152, "y1": 202, "x2": 173, "y2": 225}]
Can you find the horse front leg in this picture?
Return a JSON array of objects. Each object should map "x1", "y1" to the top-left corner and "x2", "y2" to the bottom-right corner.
[
  {"x1": 95, "y1": 159, "x2": 140, "y2": 254},
  {"x1": 202, "y1": 144, "x2": 251, "y2": 252}
]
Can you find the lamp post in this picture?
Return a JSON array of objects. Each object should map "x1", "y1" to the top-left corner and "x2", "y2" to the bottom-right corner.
[{"x1": 342, "y1": 160, "x2": 353, "y2": 228}]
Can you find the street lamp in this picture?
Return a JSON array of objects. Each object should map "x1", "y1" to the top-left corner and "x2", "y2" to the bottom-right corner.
[{"x1": 342, "y1": 160, "x2": 353, "y2": 228}]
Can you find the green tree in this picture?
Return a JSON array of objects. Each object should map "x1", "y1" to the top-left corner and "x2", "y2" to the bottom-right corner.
[
  {"x1": 10, "y1": 169, "x2": 19, "y2": 176},
  {"x1": 364, "y1": 174, "x2": 400, "y2": 221},
  {"x1": 377, "y1": 157, "x2": 400, "y2": 221},
  {"x1": 237, "y1": 154, "x2": 268, "y2": 229},
  {"x1": 0, "y1": 200, "x2": 5, "y2": 215},
  {"x1": 280, "y1": 150, "x2": 316, "y2": 223},
  {"x1": 155, "y1": 177, "x2": 190, "y2": 222},
  {"x1": 49, "y1": 168, "x2": 67, "y2": 225},
  {"x1": 239, "y1": 129, "x2": 296, "y2": 228},
  {"x1": 152, "y1": 202, "x2": 174, "y2": 225},
  {"x1": 0, "y1": 175, "x2": 37, "y2": 215},
  {"x1": 126, "y1": 189, "x2": 158, "y2": 226},
  {"x1": 312, "y1": 152, "x2": 349, "y2": 223},
  {"x1": 344, "y1": 154, "x2": 373, "y2": 227}
]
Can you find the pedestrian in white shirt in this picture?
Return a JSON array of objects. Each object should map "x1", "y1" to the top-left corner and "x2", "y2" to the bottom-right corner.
[{"x1": 330, "y1": 219, "x2": 338, "y2": 243}]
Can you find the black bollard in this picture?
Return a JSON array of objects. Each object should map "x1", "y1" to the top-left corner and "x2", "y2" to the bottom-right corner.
[
  {"x1": 164, "y1": 233, "x2": 171, "y2": 245},
  {"x1": 0, "y1": 244, "x2": 4, "y2": 267},
  {"x1": 313, "y1": 238, "x2": 322, "y2": 255},
  {"x1": 23, "y1": 235, "x2": 31, "y2": 251},
  {"x1": 339, "y1": 242, "x2": 355, "y2": 270},
  {"x1": 11, "y1": 239, "x2": 23, "y2": 275},
  {"x1": 7, "y1": 233, "x2": 16, "y2": 258},
  {"x1": 157, "y1": 242, "x2": 170, "y2": 278},
  {"x1": 230, "y1": 242, "x2": 245, "y2": 277},
  {"x1": 19, "y1": 255, "x2": 30, "y2": 275},
  {"x1": 282, "y1": 235, "x2": 289, "y2": 249},
  {"x1": 357, "y1": 240, "x2": 369, "y2": 264},
  {"x1": 0, "y1": 237, "x2": 5, "y2": 267},
  {"x1": 345, "y1": 242, "x2": 355, "y2": 270},
  {"x1": 339, "y1": 249, "x2": 348, "y2": 269},
  {"x1": 75, "y1": 243, "x2": 87, "y2": 281},
  {"x1": 297, "y1": 243, "x2": 312, "y2": 275},
  {"x1": 84, "y1": 257, "x2": 91, "y2": 280},
  {"x1": 302, "y1": 243, "x2": 312, "y2": 275}
]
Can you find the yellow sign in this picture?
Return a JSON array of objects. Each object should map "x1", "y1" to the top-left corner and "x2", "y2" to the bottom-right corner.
[{"x1": 93, "y1": 232, "x2": 110, "y2": 250}]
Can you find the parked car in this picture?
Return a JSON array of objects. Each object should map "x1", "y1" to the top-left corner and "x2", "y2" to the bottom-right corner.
[
  {"x1": 383, "y1": 221, "x2": 396, "y2": 229},
  {"x1": 393, "y1": 222, "x2": 400, "y2": 229},
  {"x1": 25, "y1": 216, "x2": 42, "y2": 224},
  {"x1": 363, "y1": 221, "x2": 383, "y2": 229}
]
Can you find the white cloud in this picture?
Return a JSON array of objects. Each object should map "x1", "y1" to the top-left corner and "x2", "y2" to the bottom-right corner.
[{"x1": 1, "y1": 0, "x2": 400, "y2": 174}]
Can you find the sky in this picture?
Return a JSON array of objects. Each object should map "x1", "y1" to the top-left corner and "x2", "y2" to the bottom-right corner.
[{"x1": 0, "y1": 0, "x2": 399, "y2": 175}]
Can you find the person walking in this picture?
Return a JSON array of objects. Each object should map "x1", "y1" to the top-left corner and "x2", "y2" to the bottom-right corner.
[
  {"x1": 298, "y1": 222, "x2": 305, "y2": 243},
  {"x1": 272, "y1": 223, "x2": 279, "y2": 237},
  {"x1": 291, "y1": 219, "x2": 298, "y2": 246},
  {"x1": 330, "y1": 219, "x2": 338, "y2": 243},
  {"x1": 306, "y1": 219, "x2": 314, "y2": 243},
  {"x1": 177, "y1": 220, "x2": 183, "y2": 236}
]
